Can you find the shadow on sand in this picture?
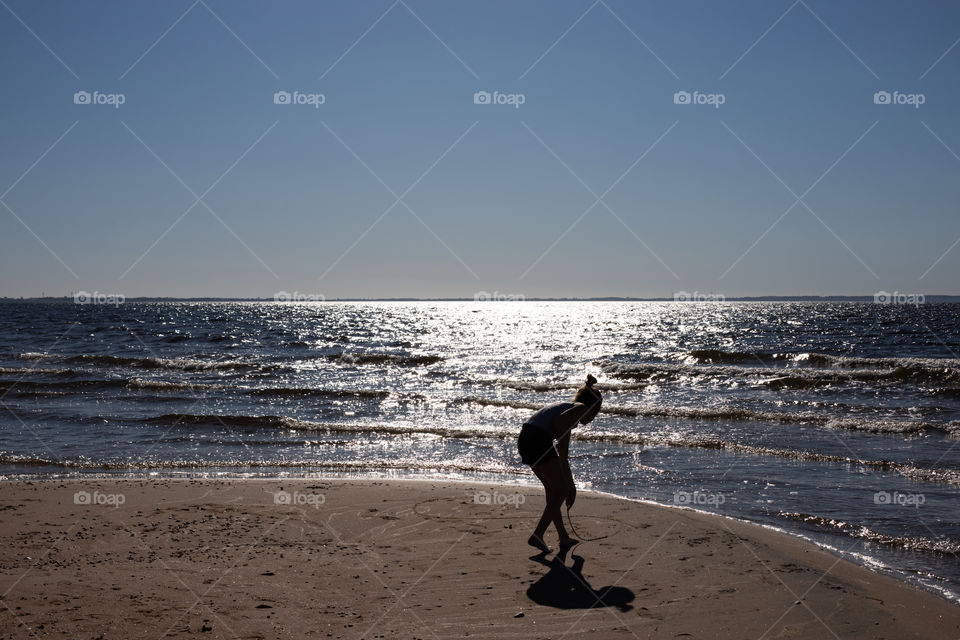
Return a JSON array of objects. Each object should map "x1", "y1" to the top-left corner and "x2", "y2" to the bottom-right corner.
[{"x1": 526, "y1": 549, "x2": 635, "y2": 612}]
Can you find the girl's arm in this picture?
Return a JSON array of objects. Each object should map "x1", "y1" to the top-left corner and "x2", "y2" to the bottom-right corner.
[
  {"x1": 553, "y1": 404, "x2": 588, "y2": 507},
  {"x1": 556, "y1": 430, "x2": 576, "y2": 507}
]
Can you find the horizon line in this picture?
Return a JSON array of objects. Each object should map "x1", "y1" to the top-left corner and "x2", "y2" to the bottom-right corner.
[{"x1": 3, "y1": 294, "x2": 958, "y2": 303}]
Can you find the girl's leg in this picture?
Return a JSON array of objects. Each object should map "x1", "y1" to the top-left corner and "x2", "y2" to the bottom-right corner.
[{"x1": 530, "y1": 458, "x2": 575, "y2": 548}]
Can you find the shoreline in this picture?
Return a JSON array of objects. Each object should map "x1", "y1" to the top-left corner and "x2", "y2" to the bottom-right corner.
[{"x1": 1, "y1": 478, "x2": 958, "y2": 639}]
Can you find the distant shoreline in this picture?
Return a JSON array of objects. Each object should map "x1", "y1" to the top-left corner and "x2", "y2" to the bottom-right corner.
[{"x1": 3, "y1": 295, "x2": 960, "y2": 303}]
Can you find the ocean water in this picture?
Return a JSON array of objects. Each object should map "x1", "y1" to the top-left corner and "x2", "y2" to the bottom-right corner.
[{"x1": 1, "y1": 300, "x2": 959, "y2": 601}]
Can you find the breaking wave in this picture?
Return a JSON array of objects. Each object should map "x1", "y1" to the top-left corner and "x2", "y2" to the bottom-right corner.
[
  {"x1": 779, "y1": 512, "x2": 960, "y2": 555},
  {"x1": 325, "y1": 352, "x2": 443, "y2": 366},
  {"x1": 603, "y1": 353, "x2": 960, "y2": 387}
]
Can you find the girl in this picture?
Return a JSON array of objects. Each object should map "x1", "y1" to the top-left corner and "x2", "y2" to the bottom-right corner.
[{"x1": 517, "y1": 374, "x2": 602, "y2": 553}]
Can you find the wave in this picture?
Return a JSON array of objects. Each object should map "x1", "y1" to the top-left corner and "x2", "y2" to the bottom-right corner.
[
  {"x1": 471, "y1": 376, "x2": 649, "y2": 393},
  {"x1": 325, "y1": 352, "x2": 443, "y2": 367},
  {"x1": 0, "y1": 376, "x2": 228, "y2": 395},
  {"x1": 680, "y1": 348, "x2": 960, "y2": 373},
  {"x1": 144, "y1": 413, "x2": 319, "y2": 429},
  {"x1": 600, "y1": 357, "x2": 960, "y2": 387},
  {"x1": 140, "y1": 413, "x2": 513, "y2": 440},
  {"x1": 659, "y1": 440, "x2": 960, "y2": 486},
  {"x1": 456, "y1": 396, "x2": 958, "y2": 435},
  {"x1": 0, "y1": 452, "x2": 520, "y2": 476},
  {"x1": 129, "y1": 378, "x2": 227, "y2": 392},
  {"x1": 244, "y1": 387, "x2": 394, "y2": 400},
  {"x1": 483, "y1": 378, "x2": 578, "y2": 392},
  {"x1": 0, "y1": 453, "x2": 62, "y2": 467},
  {"x1": 64, "y1": 354, "x2": 254, "y2": 371},
  {"x1": 683, "y1": 349, "x2": 795, "y2": 365},
  {"x1": 779, "y1": 512, "x2": 960, "y2": 555},
  {"x1": 0, "y1": 366, "x2": 78, "y2": 377},
  {"x1": 754, "y1": 375, "x2": 836, "y2": 390},
  {"x1": 0, "y1": 375, "x2": 414, "y2": 401},
  {"x1": 15, "y1": 352, "x2": 56, "y2": 361}
]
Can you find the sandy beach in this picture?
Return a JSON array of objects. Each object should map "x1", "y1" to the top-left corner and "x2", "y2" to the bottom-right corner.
[{"x1": 0, "y1": 478, "x2": 957, "y2": 639}]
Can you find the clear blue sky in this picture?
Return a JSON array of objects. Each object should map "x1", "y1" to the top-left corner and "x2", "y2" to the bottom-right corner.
[{"x1": 1, "y1": 0, "x2": 958, "y2": 298}]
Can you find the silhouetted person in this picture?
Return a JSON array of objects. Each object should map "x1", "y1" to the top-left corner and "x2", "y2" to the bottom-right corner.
[{"x1": 517, "y1": 375, "x2": 602, "y2": 553}]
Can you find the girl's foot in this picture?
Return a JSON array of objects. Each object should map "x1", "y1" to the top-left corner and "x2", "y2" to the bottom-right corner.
[
  {"x1": 528, "y1": 534, "x2": 551, "y2": 554},
  {"x1": 559, "y1": 537, "x2": 580, "y2": 550}
]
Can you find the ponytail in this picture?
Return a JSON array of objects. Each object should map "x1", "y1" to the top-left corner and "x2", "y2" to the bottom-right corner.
[{"x1": 574, "y1": 374, "x2": 601, "y2": 406}]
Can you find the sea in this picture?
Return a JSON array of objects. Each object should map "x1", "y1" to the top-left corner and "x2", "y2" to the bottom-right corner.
[{"x1": 1, "y1": 300, "x2": 958, "y2": 602}]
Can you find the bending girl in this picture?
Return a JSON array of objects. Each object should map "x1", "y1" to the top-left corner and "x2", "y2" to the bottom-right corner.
[{"x1": 517, "y1": 374, "x2": 602, "y2": 553}]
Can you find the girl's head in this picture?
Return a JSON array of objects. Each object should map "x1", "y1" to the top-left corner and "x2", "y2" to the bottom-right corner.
[{"x1": 573, "y1": 374, "x2": 602, "y2": 424}]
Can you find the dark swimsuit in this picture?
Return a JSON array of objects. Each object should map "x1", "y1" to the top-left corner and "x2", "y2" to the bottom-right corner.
[
  {"x1": 517, "y1": 423, "x2": 558, "y2": 465},
  {"x1": 517, "y1": 402, "x2": 574, "y2": 466}
]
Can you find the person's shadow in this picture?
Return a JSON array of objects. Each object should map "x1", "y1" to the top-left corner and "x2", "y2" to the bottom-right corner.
[{"x1": 526, "y1": 549, "x2": 635, "y2": 612}]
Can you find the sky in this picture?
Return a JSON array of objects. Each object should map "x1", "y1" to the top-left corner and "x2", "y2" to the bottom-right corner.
[{"x1": 1, "y1": 0, "x2": 959, "y2": 299}]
